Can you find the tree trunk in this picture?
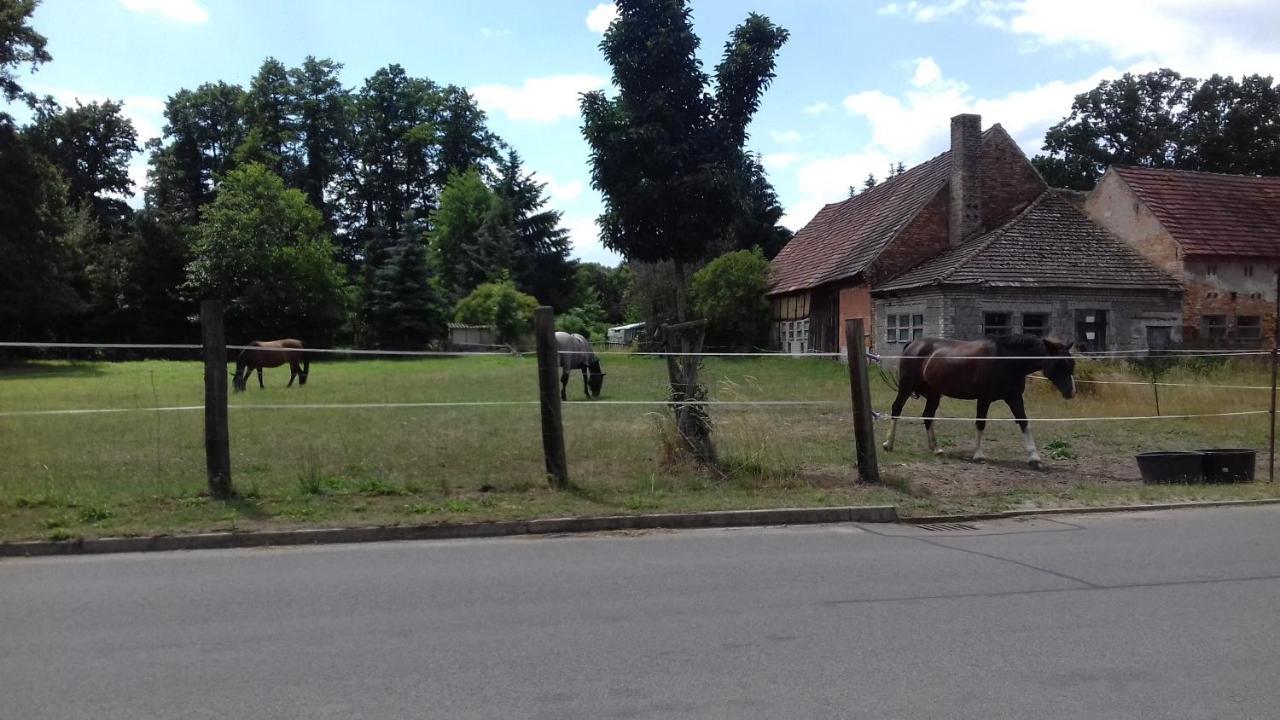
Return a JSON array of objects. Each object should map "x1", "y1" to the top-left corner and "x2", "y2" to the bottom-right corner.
[
  {"x1": 662, "y1": 318, "x2": 717, "y2": 467},
  {"x1": 672, "y1": 257, "x2": 689, "y2": 323}
]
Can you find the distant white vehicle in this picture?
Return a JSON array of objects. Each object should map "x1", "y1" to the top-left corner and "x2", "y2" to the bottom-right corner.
[{"x1": 607, "y1": 322, "x2": 646, "y2": 346}]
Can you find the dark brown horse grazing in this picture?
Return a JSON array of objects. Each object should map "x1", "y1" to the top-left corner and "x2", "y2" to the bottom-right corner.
[
  {"x1": 881, "y1": 335, "x2": 1076, "y2": 467},
  {"x1": 232, "y1": 339, "x2": 309, "y2": 392}
]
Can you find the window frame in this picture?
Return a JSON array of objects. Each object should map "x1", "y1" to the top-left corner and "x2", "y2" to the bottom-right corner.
[
  {"x1": 1021, "y1": 312, "x2": 1049, "y2": 337},
  {"x1": 983, "y1": 312, "x2": 1012, "y2": 337},
  {"x1": 886, "y1": 313, "x2": 925, "y2": 343},
  {"x1": 1202, "y1": 314, "x2": 1228, "y2": 340},
  {"x1": 1236, "y1": 315, "x2": 1262, "y2": 341}
]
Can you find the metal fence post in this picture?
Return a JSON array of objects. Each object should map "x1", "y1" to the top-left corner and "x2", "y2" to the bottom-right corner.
[
  {"x1": 201, "y1": 299, "x2": 233, "y2": 498},
  {"x1": 846, "y1": 318, "x2": 881, "y2": 484},
  {"x1": 534, "y1": 307, "x2": 569, "y2": 488}
]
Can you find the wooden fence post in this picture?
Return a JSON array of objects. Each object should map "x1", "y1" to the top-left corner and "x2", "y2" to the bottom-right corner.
[
  {"x1": 201, "y1": 299, "x2": 233, "y2": 498},
  {"x1": 845, "y1": 318, "x2": 881, "y2": 484},
  {"x1": 534, "y1": 306, "x2": 569, "y2": 488},
  {"x1": 1270, "y1": 270, "x2": 1278, "y2": 482}
]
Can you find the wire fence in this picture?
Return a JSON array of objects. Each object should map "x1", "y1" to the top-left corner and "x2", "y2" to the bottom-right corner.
[{"x1": 1, "y1": 333, "x2": 1275, "y2": 505}]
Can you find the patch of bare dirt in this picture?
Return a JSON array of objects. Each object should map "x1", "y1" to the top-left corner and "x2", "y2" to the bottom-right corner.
[{"x1": 886, "y1": 451, "x2": 1142, "y2": 498}]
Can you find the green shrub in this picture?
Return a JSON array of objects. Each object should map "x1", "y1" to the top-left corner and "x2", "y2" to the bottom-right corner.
[
  {"x1": 690, "y1": 248, "x2": 771, "y2": 350},
  {"x1": 453, "y1": 274, "x2": 538, "y2": 347}
]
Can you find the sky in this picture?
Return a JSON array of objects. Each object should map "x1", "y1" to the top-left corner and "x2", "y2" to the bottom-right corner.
[{"x1": 18, "y1": 0, "x2": 1280, "y2": 266}]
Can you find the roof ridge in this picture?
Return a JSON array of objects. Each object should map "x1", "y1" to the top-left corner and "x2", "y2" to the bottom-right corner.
[{"x1": 1115, "y1": 165, "x2": 1280, "y2": 182}]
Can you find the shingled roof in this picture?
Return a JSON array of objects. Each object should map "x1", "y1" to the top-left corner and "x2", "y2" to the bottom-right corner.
[
  {"x1": 875, "y1": 191, "x2": 1182, "y2": 294},
  {"x1": 1114, "y1": 166, "x2": 1280, "y2": 258},
  {"x1": 766, "y1": 135, "x2": 977, "y2": 295}
]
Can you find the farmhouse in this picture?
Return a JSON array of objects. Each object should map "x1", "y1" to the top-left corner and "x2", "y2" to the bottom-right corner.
[
  {"x1": 1085, "y1": 167, "x2": 1280, "y2": 346},
  {"x1": 873, "y1": 191, "x2": 1183, "y2": 351},
  {"x1": 768, "y1": 113, "x2": 1184, "y2": 353}
]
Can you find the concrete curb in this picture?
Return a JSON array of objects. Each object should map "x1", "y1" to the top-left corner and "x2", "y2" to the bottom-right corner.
[
  {"x1": 902, "y1": 497, "x2": 1280, "y2": 525},
  {"x1": 0, "y1": 505, "x2": 899, "y2": 558}
]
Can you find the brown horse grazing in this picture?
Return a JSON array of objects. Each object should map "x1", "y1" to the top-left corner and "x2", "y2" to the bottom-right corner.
[
  {"x1": 881, "y1": 335, "x2": 1076, "y2": 467},
  {"x1": 232, "y1": 339, "x2": 309, "y2": 392}
]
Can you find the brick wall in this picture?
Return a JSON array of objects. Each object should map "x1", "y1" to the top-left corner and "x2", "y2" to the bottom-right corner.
[
  {"x1": 868, "y1": 188, "x2": 950, "y2": 286},
  {"x1": 978, "y1": 126, "x2": 1047, "y2": 234},
  {"x1": 837, "y1": 283, "x2": 872, "y2": 351},
  {"x1": 1087, "y1": 171, "x2": 1278, "y2": 346},
  {"x1": 1183, "y1": 259, "x2": 1277, "y2": 346}
]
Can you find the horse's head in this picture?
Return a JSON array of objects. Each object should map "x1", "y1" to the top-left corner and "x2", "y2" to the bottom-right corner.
[
  {"x1": 230, "y1": 368, "x2": 247, "y2": 393},
  {"x1": 587, "y1": 359, "x2": 606, "y2": 398},
  {"x1": 1042, "y1": 339, "x2": 1076, "y2": 399}
]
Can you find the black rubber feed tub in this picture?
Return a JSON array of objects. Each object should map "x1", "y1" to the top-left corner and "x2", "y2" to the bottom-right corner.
[
  {"x1": 1136, "y1": 451, "x2": 1204, "y2": 484},
  {"x1": 1198, "y1": 449, "x2": 1256, "y2": 483}
]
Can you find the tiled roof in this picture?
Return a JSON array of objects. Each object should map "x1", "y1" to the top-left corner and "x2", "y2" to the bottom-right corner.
[
  {"x1": 1114, "y1": 166, "x2": 1280, "y2": 258},
  {"x1": 875, "y1": 191, "x2": 1182, "y2": 293},
  {"x1": 766, "y1": 139, "x2": 963, "y2": 295}
]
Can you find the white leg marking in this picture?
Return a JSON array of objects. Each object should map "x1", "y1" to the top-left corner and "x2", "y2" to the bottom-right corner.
[
  {"x1": 1024, "y1": 426, "x2": 1041, "y2": 466},
  {"x1": 927, "y1": 424, "x2": 941, "y2": 455},
  {"x1": 883, "y1": 418, "x2": 898, "y2": 451},
  {"x1": 972, "y1": 427, "x2": 985, "y2": 462}
]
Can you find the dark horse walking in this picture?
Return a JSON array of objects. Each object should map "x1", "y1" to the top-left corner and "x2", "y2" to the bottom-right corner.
[
  {"x1": 232, "y1": 339, "x2": 309, "y2": 392},
  {"x1": 882, "y1": 335, "x2": 1076, "y2": 467},
  {"x1": 556, "y1": 331, "x2": 605, "y2": 400}
]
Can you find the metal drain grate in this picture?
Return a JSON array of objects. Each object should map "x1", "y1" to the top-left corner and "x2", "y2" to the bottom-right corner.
[{"x1": 916, "y1": 522, "x2": 979, "y2": 532}]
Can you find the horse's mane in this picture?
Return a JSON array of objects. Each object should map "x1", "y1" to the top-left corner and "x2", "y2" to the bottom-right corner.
[{"x1": 992, "y1": 334, "x2": 1047, "y2": 356}]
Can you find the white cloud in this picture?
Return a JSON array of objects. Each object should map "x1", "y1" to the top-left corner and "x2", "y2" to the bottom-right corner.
[
  {"x1": 472, "y1": 74, "x2": 607, "y2": 123},
  {"x1": 762, "y1": 152, "x2": 801, "y2": 172},
  {"x1": 120, "y1": 0, "x2": 208, "y2": 24},
  {"x1": 882, "y1": 1, "x2": 1280, "y2": 78},
  {"x1": 783, "y1": 149, "x2": 894, "y2": 230},
  {"x1": 480, "y1": 27, "x2": 511, "y2": 39},
  {"x1": 878, "y1": 0, "x2": 969, "y2": 22},
  {"x1": 586, "y1": 3, "x2": 618, "y2": 33},
  {"x1": 840, "y1": 60, "x2": 1118, "y2": 159},
  {"x1": 911, "y1": 57, "x2": 943, "y2": 87},
  {"x1": 803, "y1": 101, "x2": 831, "y2": 116},
  {"x1": 564, "y1": 214, "x2": 622, "y2": 265},
  {"x1": 533, "y1": 171, "x2": 584, "y2": 202},
  {"x1": 770, "y1": 129, "x2": 803, "y2": 145}
]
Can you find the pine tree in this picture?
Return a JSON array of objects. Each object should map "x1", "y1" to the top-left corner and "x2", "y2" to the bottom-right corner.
[
  {"x1": 361, "y1": 215, "x2": 443, "y2": 349},
  {"x1": 493, "y1": 150, "x2": 575, "y2": 309}
]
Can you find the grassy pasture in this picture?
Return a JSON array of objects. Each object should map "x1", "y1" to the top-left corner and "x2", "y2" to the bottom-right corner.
[{"x1": 0, "y1": 353, "x2": 1275, "y2": 541}]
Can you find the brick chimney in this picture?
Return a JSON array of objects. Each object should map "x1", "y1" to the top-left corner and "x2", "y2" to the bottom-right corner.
[{"x1": 948, "y1": 113, "x2": 982, "y2": 247}]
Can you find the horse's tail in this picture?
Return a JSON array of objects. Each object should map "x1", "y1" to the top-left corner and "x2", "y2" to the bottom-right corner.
[{"x1": 897, "y1": 339, "x2": 932, "y2": 398}]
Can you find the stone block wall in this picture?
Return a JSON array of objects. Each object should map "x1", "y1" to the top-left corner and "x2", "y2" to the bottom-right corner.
[{"x1": 874, "y1": 287, "x2": 1184, "y2": 352}]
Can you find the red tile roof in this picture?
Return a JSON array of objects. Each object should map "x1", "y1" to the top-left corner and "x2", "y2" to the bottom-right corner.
[
  {"x1": 875, "y1": 191, "x2": 1182, "y2": 294},
  {"x1": 1114, "y1": 166, "x2": 1280, "y2": 258},
  {"x1": 767, "y1": 142, "x2": 957, "y2": 295}
]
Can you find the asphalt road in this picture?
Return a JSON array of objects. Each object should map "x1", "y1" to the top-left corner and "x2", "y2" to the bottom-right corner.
[{"x1": 3, "y1": 506, "x2": 1280, "y2": 719}]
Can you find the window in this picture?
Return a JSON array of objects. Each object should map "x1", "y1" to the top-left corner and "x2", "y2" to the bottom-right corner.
[
  {"x1": 1146, "y1": 326, "x2": 1173, "y2": 349},
  {"x1": 1237, "y1": 316, "x2": 1262, "y2": 341},
  {"x1": 1202, "y1": 315, "x2": 1227, "y2": 341},
  {"x1": 1075, "y1": 310, "x2": 1108, "y2": 351},
  {"x1": 779, "y1": 319, "x2": 809, "y2": 355},
  {"x1": 1207, "y1": 264, "x2": 1218, "y2": 277},
  {"x1": 1244, "y1": 264, "x2": 1254, "y2": 277},
  {"x1": 983, "y1": 312, "x2": 1012, "y2": 337},
  {"x1": 885, "y1": 314, "x2": 924, "y2": 343},
  {"x1": 1021, "y1": 313, "x2": 1049, "y2": 337}
]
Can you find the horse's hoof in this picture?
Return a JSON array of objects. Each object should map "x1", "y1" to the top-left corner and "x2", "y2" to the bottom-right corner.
[
  {"x1": 933, "y1": 448, "x2": 945, "y2": 456},
  {"x1": 882, "y1": 442, "x2": 893, "y2": 451},
  {"x1": 971, "y1": 456, "x2": 985, "y2": 464},
  {"x1": 1028, "y1": 459, "x2": 1042, "y2": 470}
]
